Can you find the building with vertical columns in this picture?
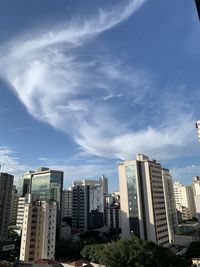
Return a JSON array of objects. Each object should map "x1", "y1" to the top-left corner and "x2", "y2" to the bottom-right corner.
[
  {"x1": 0, "y1": 172, "x2": 14, "y2": 240},
  {"x1": 119, "y1": 154, "x2": 169, "y2": 246},
  {"x1": 20, "y1": 196, "x2": 57, "y2": 262},
  {"x1": 162, "y1": 169, "x2": 178, "y2": 243},
  {"x1": 174, "y1": 181, "x2": 195, "y2": 222}
]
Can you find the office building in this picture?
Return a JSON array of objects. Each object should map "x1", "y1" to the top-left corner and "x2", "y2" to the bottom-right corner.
[
  {"x1": 72, "y1": 176, "x2": 108, "y2": 232},
  {"x1": 119, "y1": 154, "x2": 169, "y2": 246},
  {"x1": 31, "y1": 167, "x2": 63, "y2": 233},
  {"x1": 62, "y1": 188, "x2": 72, "y2": 219},
  {"x1": 21, "y1": 171, "x2": 33, "y2": 197},
  {"x1": 20, "y1": 197, "x2": 57, "y2": 262},
  {"x1": 162, "y1": 169, "x2": 178, "y2": 243},
  {"x1": 0, "y1": 172, "x2": 14, "y2": 241},
  {"x1": 174, "y1": 182, "x2": 195, "y2": 222},
  {"x1": 9, "y1": 185, "x2": 19, "y2": 226}
]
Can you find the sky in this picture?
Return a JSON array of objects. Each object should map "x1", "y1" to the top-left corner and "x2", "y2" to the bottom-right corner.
[{"x1": 0, "y1": 0, "x2": 200, "y2": 192}]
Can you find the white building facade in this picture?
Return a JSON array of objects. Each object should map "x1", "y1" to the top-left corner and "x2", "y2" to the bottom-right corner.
[
  {"x1": 119, "y1": 154, "x2": 170, "y2": 246},
  {"x1": 162, "y1": 169, "x2": 178, "y2": 243},
  {"x1": 20, "y1": 198, "x2": 57, "y2": 262},
  {"x1": 174, "y1": 182, "x2": 195, "y2": 222}
]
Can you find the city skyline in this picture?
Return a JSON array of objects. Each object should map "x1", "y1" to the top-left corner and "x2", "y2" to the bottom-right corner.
[{"x1": 0, "y1": 0, "x2": 200, "y2": 192}]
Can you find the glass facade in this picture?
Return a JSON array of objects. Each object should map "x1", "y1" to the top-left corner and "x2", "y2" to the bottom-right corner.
[
  {"x1": 31, "y1": 171, "x2": 63, "y2": 230},
  {"x1": 126, "y1": 164, "x2": 140, "y2": 236}
]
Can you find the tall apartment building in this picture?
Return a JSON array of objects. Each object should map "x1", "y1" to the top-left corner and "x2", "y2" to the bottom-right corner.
[
  {"x1": 72, "y1": 176, "x2": 108, "y2": 232},
  {"x1": 162, "y1": 169, "x2": 178, "y2": 243},
  {"x1": 16, "y1": 197, "x2": 26, "y2": 229},
  {"x1": 62, "y1": 188, "x2": 72, "y2": 219},
  {"x1": 119, "y1": 154, "x2": 169, "y2": 246},
  {"x1": 9, "y1": 185, "x2": 19, "y2": 226},
  {"x1": 20, "y1": 197, "x2": 57, "y2": 261},
  {"x1": 192, "y1": 176, "x2": 200, "y2": 222},
  {"x1": 0, "y1": 172, "x2": 14, "y2": 241},
  {"x1": 105, "y1": 192, "x2": 121, "y2": 229},
  {"x1": 174, "y1": 182, "x2": 195, "y2": 222}
]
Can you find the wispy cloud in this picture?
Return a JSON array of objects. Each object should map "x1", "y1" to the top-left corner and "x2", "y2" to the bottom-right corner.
[
  {"x1": 0, "y1": 147, "x2": 29, "y2": 178},
  {"x1": 171, "y1": 164, "x2": 200, "y2": 184},
  {"x1": 0, "y1": 0, "x2": 197, "y2": 163}
]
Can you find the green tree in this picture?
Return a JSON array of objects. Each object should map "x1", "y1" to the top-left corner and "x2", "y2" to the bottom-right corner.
[{"x1": 81, "y1": 236, "x2": 187, "y2": 267}]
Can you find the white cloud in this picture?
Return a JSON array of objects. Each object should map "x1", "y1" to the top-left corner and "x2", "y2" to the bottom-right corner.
[
  {"x1": 0, "y1": 0, "x2": 198, "y2": 163},
  {"x1": 170, "y1": 164, "x2": 200, "y2": 184},
  {"x1": 0, "y1": 147, "x2": 30, "y2": 181}
]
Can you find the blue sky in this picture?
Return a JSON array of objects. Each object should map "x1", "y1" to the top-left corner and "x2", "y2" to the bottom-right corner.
[{"x1": 0, "y1": 0, "x2": 200, "y2": 192}]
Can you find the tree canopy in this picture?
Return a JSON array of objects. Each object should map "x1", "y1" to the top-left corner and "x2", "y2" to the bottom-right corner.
[{"x1": 81, "y1": 236, "x2": 187, "y2": 267}]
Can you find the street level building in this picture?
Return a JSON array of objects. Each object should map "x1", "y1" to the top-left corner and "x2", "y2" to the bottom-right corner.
[
  {"x1": 119, "y1": 154, "x2": 170, "y2": 246},
  {"x1": 0, "y1": 172, "x2": 14, "y2": 241}
]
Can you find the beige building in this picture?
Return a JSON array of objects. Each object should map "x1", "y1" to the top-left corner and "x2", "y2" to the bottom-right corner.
[
  {"x1": 162, "y1": 169, "x2": 178, "y2": 243},
  {"x1": 119, "y1": 154, "x2": 169, "y2": 246},
  {"x1": 20, "y1": 197, "x2": 57, "y2": 262},
  {"x1": 174, "y1": 182, "x2": 195, "y2": 222},
  {"x1": 16, "y1": 197, "x2": 26, "y2": 229},
  {"x1": 0, "y1": 172, "x2": 14, "y2": 240}
]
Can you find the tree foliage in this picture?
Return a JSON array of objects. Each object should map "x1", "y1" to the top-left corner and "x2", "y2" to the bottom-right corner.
[
  {"x1": 81, "y1": 236, "x2": 187, "y2": 267},
  {"x1": 185, "y1": 241, "x2": 200, "y2": 259}
]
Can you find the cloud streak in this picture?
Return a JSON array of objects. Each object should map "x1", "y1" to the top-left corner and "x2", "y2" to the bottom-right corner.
[{"x1": 0, "y1": 0, "x2": 197, "y2": 162}]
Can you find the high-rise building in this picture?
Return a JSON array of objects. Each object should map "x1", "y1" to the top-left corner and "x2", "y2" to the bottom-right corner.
[
  {"x1": 174, "y1": 182, "x2": 195, "y2": 222},
  {"x1": 9, "y1": 185, "x2": 19, "y2": 226},
  {"x1": 72, "y1": 176, "x2": 108, "y2": 232},
  {"x1": 119, "y1": 154, "x2": 169, "y2": 246},
  {"x1": 192, "y1": 176, "x2": 200, "y2": 222},
  {"x1": 20, "y1": 196, "x2": 57, "y2": 262},
  {"x1": 21, "y1": 171, "x2": 33, "y2": 197},
  {"x1": 31, "y1": 167, "x2": 63, "y2": 233},
  {"x1": 62, "y1": 188, "x2": 72, "y2": 219},
  {"x1": 0, "y1": 172, "x2": 14, "y2": 241},
  {"x1": 16, "y1": 197, "x2": 26, "y2": 230},
  {"x1": 105, "y1": 192, "x2": 121, "y2": 230},
  {"x1": 162, "y1": 169, "x2": 178, "y2": 243}
]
